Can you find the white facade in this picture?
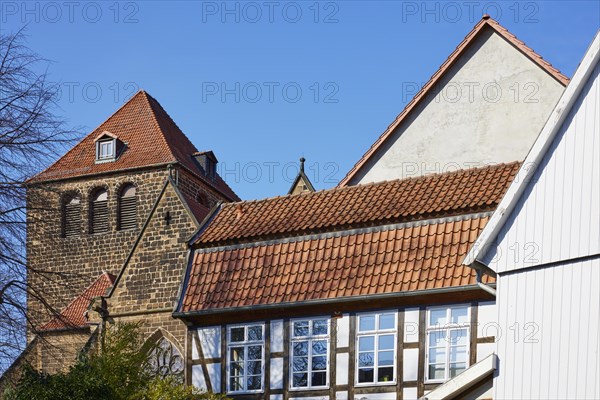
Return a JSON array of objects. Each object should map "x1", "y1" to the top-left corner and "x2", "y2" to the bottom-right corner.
[
  {"x1": 351, "y1": 26, "x2": 565, "y2": 184},
  {"x1": 466, "y1": 32, "x2": 600, "y2": 400},
  {"x1": 481, "y1": 59, "x2": 600, "y2": 273}
]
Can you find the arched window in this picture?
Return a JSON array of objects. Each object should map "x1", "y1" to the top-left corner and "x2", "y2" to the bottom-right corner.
[
  {"x1": 62, "y1": 194, "x2": 81, "y2": 237},
  {"x1": 118, "y1": 184, "x2": 137, "y2": 230},
  {"x1": 147, "y1": 336, "x2": 184, "y2": 382},
  {"x1": 90, "y1": 188, "x2": 109, "y2": 234}
]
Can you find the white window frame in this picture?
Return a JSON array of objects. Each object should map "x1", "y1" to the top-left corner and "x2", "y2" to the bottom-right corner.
[
  {"x1": 226, "y1": 323, "x2": 265, "y2": 394},
  {"x1": 289, "y1": 317, "x2": 330, "y2": 390},
  {"x1": 96, "y1": 138, "x2": 116, "y2": 161},
  {"x1": 425, "y1": 305, "x2": 471, "y2": 384},
  {"x1": 355, "y1": 311, "x2": 397, "y2": 386}
]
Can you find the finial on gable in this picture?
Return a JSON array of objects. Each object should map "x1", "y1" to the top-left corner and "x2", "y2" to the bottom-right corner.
[{"x1": 288, "y1": 156, "x2": 315, "y2": 195}]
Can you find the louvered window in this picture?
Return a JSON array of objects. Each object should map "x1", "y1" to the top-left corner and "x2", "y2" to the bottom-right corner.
[
  {"x1": 91, "y1": 189, "x2": 109, "y2": 234},
  {"x1": 118, "y1": 184, "x2": 137, "y2": 230},
  {"x1": 62, "y1": 195, "x2": 81, "y2": 237}
]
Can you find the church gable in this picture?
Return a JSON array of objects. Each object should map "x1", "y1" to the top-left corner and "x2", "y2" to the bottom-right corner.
[
  {"x1": 340, "y1": 16, "x2": 568, "y2": 186},
  {"x1": 107, "y1": 179, "x2": 200, "y2": 315}
]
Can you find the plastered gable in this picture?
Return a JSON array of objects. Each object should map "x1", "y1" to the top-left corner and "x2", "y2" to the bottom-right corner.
[{"x1": 352, "y1": 26, "x2": 565, "y2": 184}]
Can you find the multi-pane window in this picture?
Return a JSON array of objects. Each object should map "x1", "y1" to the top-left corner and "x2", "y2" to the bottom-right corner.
[
  {"x1": 290, "y1": 318, "x2": 330, "y2": 389},
  {"x1": 227, "y1": 324, "x2": 264, "y2": 393},
  {"x1": 426, "y1": 305, "x2": 470, "y2": 382},
  {"x1": 96, "y1": 139, "x2": 115, "y2": 161},
  {"x1": 356, "y1": 312, "x2": 397, "y2": 385}
]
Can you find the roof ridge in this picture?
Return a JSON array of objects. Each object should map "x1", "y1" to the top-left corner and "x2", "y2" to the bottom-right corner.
[
  {"x1": 222, "y1": 161, "x2": 521, "y2": 207},
  {"x1": 138, "y1": 91, "x2": 181, "y2": 165},
  {"x1": 337, "y1": 17, "x2": 569, "y2": 187}
]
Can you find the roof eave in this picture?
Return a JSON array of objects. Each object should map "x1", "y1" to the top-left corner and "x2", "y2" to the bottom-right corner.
[{"x1": 174, "y1": 284, "x2": 495, "y2": 319}]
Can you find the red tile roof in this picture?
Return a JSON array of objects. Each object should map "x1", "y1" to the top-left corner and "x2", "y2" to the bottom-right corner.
[
  {"x1": 195, "y1": 162, "x2": 521, "y2": 245},
  {"x1": 180, "y1": 163, "x2": 518, "y2": 313},
  {"x1": 30, "y1": 90, "x2": 239, "y2": 201},
  {"x1": 338, "y1": 16, "x2": 569, "y2": 187},
  {"x1": 40, "y1": 273, "x2": 115, "y2": 331},
  {"x1": 180, "y1": 215, "x2": 494, "y2": 312}
]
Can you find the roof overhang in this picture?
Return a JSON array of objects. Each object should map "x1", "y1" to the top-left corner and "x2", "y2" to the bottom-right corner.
[{"x1": 174, "y1": 284, "x2": 495, "y2": 321}]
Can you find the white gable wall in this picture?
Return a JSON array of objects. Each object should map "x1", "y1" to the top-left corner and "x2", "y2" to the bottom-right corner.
[
  {"x1": 352, "y1": 27, "x2": 565, "y2": 184},
  {"x1": 482, "y1": 60, "x2": 600, "y2": 273}
]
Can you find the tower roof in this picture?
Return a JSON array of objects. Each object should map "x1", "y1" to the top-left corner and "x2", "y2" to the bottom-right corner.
[{"x1": 30, "y1": 90, "x2": 239, "y2": 201}]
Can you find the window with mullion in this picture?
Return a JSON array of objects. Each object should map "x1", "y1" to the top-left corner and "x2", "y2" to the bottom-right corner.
[
  {"x1": 227, "y1": 324, "x2": 264, "y2": 394},
  {"x1": 426, "y1": 305, "x2": 470, "y2": 382},
  {"x1": 356, "y1": 312, "x2": 397, "y2": 385},
  {"x1": 290, "y1": 318, "x2": 330, "y2": 389}
]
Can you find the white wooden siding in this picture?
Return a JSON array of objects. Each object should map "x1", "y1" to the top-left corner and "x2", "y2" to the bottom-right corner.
[
  {"x1": 495, "y1": 256, "x2": 600, "y2": 399},
  {"x1": 483, "y1": 60, "x2": 600, "y2": 273}
]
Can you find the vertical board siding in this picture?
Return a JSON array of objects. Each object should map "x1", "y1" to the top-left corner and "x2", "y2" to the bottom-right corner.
[
  {"x1": 485, "y1": 60, "x2": 600, "y2": 273},
  {"x1": 495, "y1": 256, "x2": 600, "y2": 399}
]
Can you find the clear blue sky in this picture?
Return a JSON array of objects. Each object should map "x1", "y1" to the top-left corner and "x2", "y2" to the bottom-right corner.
[{"x1": 2, "y1": 1, "x2": 599, "y2": 200}]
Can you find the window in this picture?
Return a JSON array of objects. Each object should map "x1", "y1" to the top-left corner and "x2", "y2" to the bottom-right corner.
[
  {"x1": 227, "y1": 324, "x2": 264, "y2": 394},
  {"x1": 90, "y1": 188, "x2": 109, "y2": 234},
  {"x1": 148, "y1": 337, "x2": 184, "y2": 382},
  {"x1": 356, "y1": 312, "x2": 397, "y2": 385},
  {"x1": 290, "y1": 318, "x2": 329, "y2": 389},
  {"x1": 96, "y1": 138, "x2": 115, "y2": 161},
  {"x1": 62, "y1": 194, "x2": 81, "y2": 237},
  {"x1": 118, "y1": 184, "x2": 137, "y2": 230},
  {"x1": 426, "y1": 305, "x2": 470, "y2": 382}
]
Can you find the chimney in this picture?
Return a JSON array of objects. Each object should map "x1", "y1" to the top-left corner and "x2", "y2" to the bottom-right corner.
[{"x1": 192, "y1": 151, "x2": 218, "y2": 181}]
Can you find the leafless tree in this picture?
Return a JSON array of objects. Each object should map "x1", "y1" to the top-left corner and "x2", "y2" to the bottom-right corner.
[{"x1": 0, "y1": 28, "x2": 79, "y2": 373}]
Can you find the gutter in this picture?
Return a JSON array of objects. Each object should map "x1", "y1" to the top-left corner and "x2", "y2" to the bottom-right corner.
[
  {"x1": 173, "y1": 284, "x2": 495, "y2": 319},
  {"x1": 476, "y1": 268, "x2": 496, "y2": 297}
]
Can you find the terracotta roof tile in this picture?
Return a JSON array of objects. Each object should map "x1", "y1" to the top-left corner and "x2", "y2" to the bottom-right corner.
[
  {"x1": 40, "y1": 273, "x2": 115, "y2": 331},
  {"x1": 30, "y1": 90, "x2": 239, "y2": 201},
  {"x1": 195, "y1": 162, "x2": 520, "y2": 245},
  {"x1": 181, "y1": 215, "x2": 494, "y2": 312},
  {"x1": 338, "y1": 16, "x2": 568, "y2": 187}
]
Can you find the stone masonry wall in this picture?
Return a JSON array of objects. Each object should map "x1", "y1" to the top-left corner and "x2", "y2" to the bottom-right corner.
[
  {"x1": 26, "y1": 167, "x2": 171, "y2": 331},
  {"x1": 107, "y1": 181, "x2": 199, "y2": 349}
]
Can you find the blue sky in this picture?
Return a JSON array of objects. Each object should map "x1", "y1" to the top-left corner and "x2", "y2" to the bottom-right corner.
[{"x1": 1, "y1": 1, "x2": 599, "y2": 200}]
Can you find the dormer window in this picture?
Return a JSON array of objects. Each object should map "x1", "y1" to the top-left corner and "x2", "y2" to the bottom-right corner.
[
  {"x1": 97, "y1": 139, "x2": 115, "y2": 161},
  {"x1": 95, "y1": 131, "x2": 122, "y2": 163}
]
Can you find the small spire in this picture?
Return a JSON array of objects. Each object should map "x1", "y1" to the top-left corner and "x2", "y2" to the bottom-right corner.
[
  {"x1": 482, "y1": 14, "x2": 491, "y2": 20},
  {"x1": 299, "y1": 157, "x2": 306, "y2": 173}
]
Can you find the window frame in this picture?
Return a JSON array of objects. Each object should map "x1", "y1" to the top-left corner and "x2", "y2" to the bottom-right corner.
[
  {"x1": 226, "y1": 323, "x2": 265, "y2": 395},
  {"x1": 355, "y1": 311, "x2": 398, "y2": 386},
  {"x1": 289, "y1": 317, "x2": 331, "y2": 391},
  {"x1": 96, "y1": 138, "x2": 116, "y2": 162},
  {"x1": 425, "y1": 304, "x2": 471, "y2": 384}
]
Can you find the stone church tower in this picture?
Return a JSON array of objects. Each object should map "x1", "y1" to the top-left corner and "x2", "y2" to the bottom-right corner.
[{"x1": 21, "y1": 90, "x2": 239, "y2": 375}]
